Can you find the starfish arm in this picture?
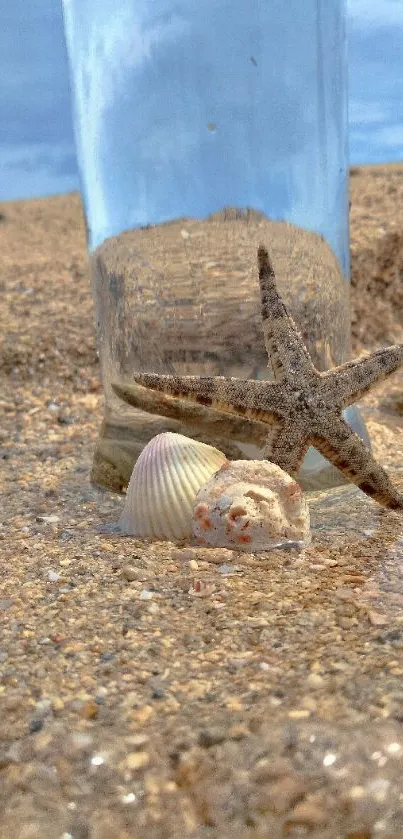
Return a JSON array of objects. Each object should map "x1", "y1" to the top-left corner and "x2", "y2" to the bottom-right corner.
[
  {"x1": 132, "y1": 372, "x2": 285, "y2": 424},
  {"x1": 322, "y1": 344, "x2": 403, "y2": 408},
  {"x1": 257, "y1": 246, "x2": 315, "y2": 381},
  {"x1": 263, "y1": 418, "x2": 309, "y2": 475},
  {"x1": 313, "y1": 414, "x2": 403, "y2": 509},
  {"x1": 112, "y1": 380, "x2": 269, "y2": 446}
]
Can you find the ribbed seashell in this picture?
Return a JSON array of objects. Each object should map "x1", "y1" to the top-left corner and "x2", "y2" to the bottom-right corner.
[{"x1": 118, "y1": 432, "x2": 228, "y2": 541}]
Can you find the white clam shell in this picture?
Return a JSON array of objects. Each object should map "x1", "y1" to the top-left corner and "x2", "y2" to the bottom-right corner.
[{"x1": 118, "y1": 432, "x2": 227, "y2": 541}]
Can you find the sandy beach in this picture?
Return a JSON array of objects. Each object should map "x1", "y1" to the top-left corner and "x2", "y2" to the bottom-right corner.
[{"x1": 1, "y1": 165, "x2": 403, "y2": 838}]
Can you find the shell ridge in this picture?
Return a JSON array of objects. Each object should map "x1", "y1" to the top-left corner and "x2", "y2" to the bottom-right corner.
[
  {"x1": 166, "y1": 434, "x2": 194, "y2": 537},
  {"x1": 159, "y1": 433, "x2": 186, "y2": 540}
]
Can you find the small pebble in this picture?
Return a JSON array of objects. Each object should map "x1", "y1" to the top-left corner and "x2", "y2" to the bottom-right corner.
[
  {"x1": 29, "y1": 718, "x2": 44, "y2": 733},
  {"x1": 268, "y1": 775, "x2": 308, "y2": 814},
  {"x1": 122, "y1": 565, "x2": 139, "y2": 582},
  {"x1": 125, "y1": 751, "x2": 150, "y2": 771},
  {"x1": 36, "y1": 514, "x2": 60, "y2": 524},
  {"x1": 198, "y1": 727, "x2": 227, "y2": 747},
  {"x1": 47, "y1": 401, "x2": 59, "y2": 413},
  {"x1": 152, "y1": 688, "x2": 165, "y2": 700},
  {"x1": 82, "y1": 700, "x2": 99, "y2": 720},
  {"x1": 217, "y1": 563, "x2": 238, "y2": 575},
  {"x1": 285, "y1": 799, "x2": 328, "y2": 829},
  {"x1": 306, "y1": 673, "x2": 325, "y2": 689},
  {"x1": 367, "y1": 610, "x2": 388, "y2": 627},
  {"x1": 126, "y1": 733, "x2": 149, "y2": 749},
  {"x1": 288, "y1": 709, "x2": 311, "y2": 720},
  {"x1": 189, "y1": 580, "x2": 216, "y2": 597}
]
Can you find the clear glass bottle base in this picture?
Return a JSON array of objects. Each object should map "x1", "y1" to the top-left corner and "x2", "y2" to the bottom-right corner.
[
  {"x1": 89, "y1": 211, "x2": 359, "y2": 495},
  {"x1": 91, "y1": 404, "x2": 369, "y2": 495}
]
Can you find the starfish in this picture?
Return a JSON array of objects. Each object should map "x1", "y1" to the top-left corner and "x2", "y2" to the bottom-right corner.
[{"x1": 117, "y1": 246, "x2": 403, "y2": 509}]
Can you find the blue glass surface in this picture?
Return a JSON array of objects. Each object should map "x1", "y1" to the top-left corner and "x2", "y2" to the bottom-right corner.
[
  {"x1": 61, "y1": 0, "x2": 349, "y2": 263},
  {"x1": 0, "y1": 0, "x2": 401, "y2": 209}
]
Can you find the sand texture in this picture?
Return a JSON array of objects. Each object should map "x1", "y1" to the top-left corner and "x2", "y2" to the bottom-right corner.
[{"x1": 1, "y1": 165, "x2": 403, "y2": 838}]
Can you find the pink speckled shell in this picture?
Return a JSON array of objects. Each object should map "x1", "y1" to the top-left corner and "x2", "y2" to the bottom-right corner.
[{"x1": 192, "y1": 460, "x2": 310, "y2": 551}]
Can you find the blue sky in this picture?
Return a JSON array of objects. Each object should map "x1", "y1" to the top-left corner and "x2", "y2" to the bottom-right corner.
[{"x1": 0, "y1": 0, "x2": 402, "y2": 202}]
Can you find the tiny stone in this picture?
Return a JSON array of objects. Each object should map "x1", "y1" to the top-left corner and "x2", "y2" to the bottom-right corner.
[
  {"x1": 252, "y1": 757, "x2": 294, "y2": 783},
  {"x1": 288, "y1": 709, "x2": 311, "y2": 719},
  {"x1": 0, "y1": 750, "x2": 13, "y2": 770},
  {"x1": 189, "y1": 559, "x2": 199, "y2": 571},
  {"x1": 125, "y1": 751, "x2": 150, "y2": 771},
  {"x1": 71, "y1": 732, "x2": 93, "y2": 750},
  {"x1": 82, "y1": 700, "x2": 99, "y2": 720},
  {"x1": 126, "y1": 733, "x2": 149, "y2": 749},
  {"x1": 152, "y1": 687, "x2": 165, "y2": 699},
  {"x1": 122, "y1": 565, "x2": 139, "y2": 582},
  {"x1": 198, "y1": 727, "x2": 227, "y2": 747},
  {"x1": 174, "y1": 549, "x2": 197, "y2": 562},
  {"x1": 306, "y1": 672, "x2": 325, "y2": 689},
  {"x1": 268, "y1": 775, "x2": 308, "y2": 814},
  {"x1": 217, "y1": 563, "x2": 238, "y2": 575},
  {"x1": 36, "y1": 514, "x2": 60, "y2": 523},
  {"x1": 29, "y1": 718, "x2": 44, "y2": 733},
  {"x1": 34, "y1": 699, "x2": 52, "y2": 718},
  {"x1": 101, "y1": 652, "x2": 115, "y2": 662},
  {"x1": 285, "y1": 799, "x2": 328, "y2": 829},
  {"x1": 58, "y1": 414, "x2": 76, "y2": 425},
  {"x1": 368, "y1": 610, "x2": 388, "y2": 627},
  {"x1": 228, "y1": 725, "x2": 248, "y2": 740},
  {"x1": 96, "y1": 686, "x2": 108, "y2": 697}
]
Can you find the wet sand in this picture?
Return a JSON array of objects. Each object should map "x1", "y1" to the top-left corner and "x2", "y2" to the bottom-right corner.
[{"x1": 1, "y1": 166, "x2": 403, "y2": 838}]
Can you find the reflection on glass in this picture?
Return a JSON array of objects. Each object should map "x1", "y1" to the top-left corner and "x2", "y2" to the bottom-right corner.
[{"x1": 63, "y1": 0, "x2": 368, "y2": 493}]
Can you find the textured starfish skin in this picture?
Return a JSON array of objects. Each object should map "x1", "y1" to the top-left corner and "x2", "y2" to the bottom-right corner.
[{"x1": 129, "y1": 246, "x2": 403, "y2": 509}]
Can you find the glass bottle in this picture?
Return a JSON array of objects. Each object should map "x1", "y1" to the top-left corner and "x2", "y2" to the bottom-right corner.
[{"x1": 62, "y1": 0, "x2": 368, "y2": 492}]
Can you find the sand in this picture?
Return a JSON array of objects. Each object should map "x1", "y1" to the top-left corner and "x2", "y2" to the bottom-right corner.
[{"x1": 0, "y1": 165, "x2": 403, "y2": 838}]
